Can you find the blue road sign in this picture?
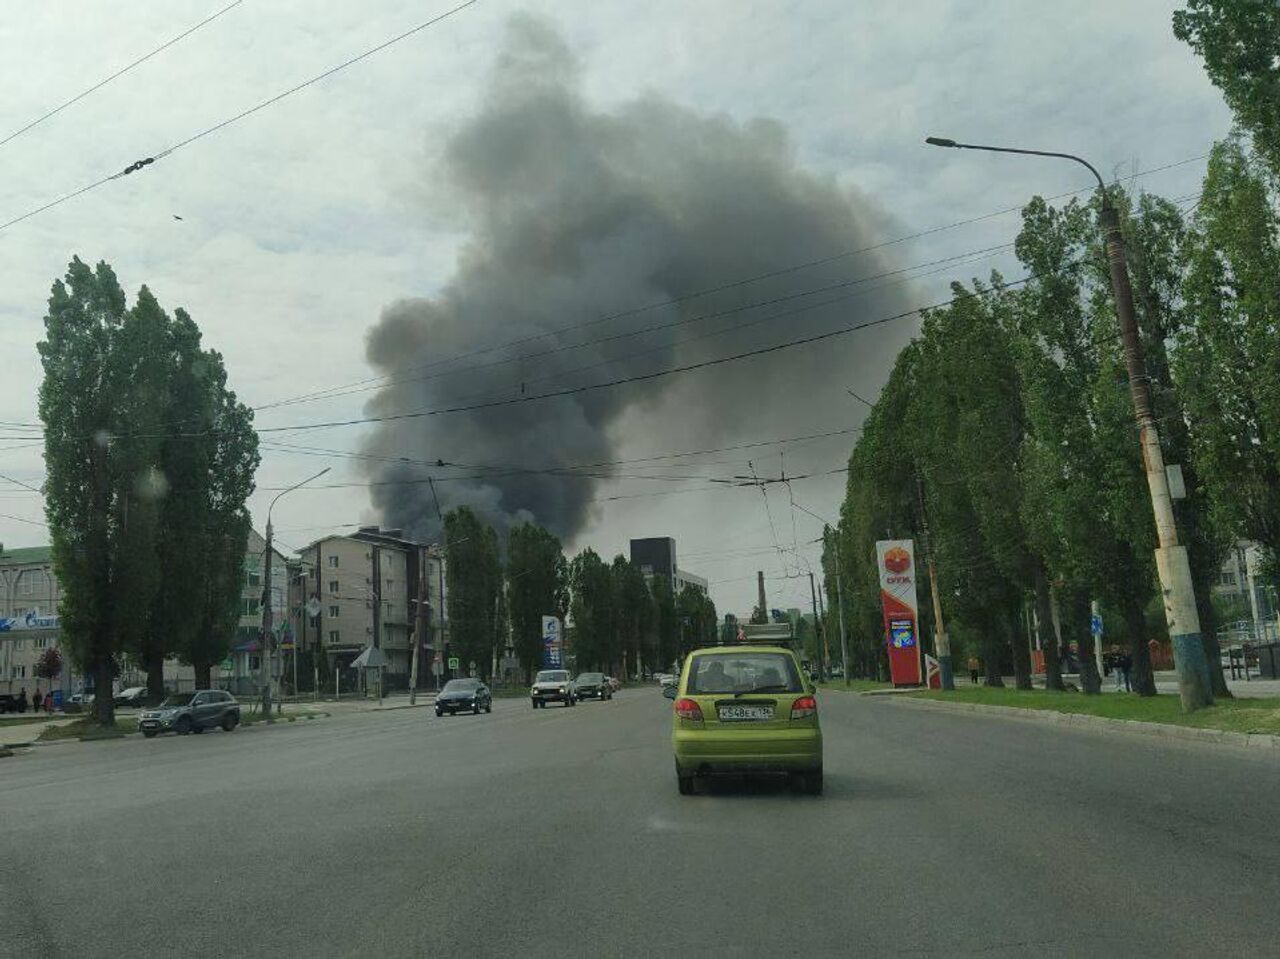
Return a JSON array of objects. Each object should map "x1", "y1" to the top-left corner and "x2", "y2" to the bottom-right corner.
[{"x1": 1090, "y1": 614, "x2": 1103, "y2": 636}]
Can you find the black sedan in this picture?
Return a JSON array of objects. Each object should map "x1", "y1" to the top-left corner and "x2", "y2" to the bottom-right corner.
[
  {"x1": 435, "y1": 678, "x2": 492, "y2": 716},
  {"x1": 574, "y1": 672, "x2": 613, "y2": 701}
]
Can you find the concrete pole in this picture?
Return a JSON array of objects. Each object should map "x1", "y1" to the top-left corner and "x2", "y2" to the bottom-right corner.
[
  {"x1": 408, "y1": 549, "x2": 424, "y2": 706},
  {"x1": 808, "y1": 572, "x2": 824, "y2": 683},
  {"x1": 916, "y1": 479, "x2": 953, "y2": 690}
]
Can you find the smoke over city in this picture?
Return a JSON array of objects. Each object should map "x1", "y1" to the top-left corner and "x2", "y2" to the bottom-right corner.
[{"x1": 361, "y1": 13, "x2": 914, "y2": 544}]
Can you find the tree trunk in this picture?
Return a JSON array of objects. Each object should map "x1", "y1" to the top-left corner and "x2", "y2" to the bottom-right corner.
[
  {"x1": 146, "y1": 650, "x2": 164, "y2": 701},
  {"x1": 1034, "y1": 567, "x2": 1064, "y2": 691},
  {"x1": 1195, "y1": 590, "x2": 1231, "y2": 699},
  {"x1": 92, "y1": 649, "x2": 115, "y2": 727},
  {"x1": 982, "y1": 626, "x2": 1006, "y2": 687},
  {"x1": 1010, "y1": 611, "x2": 1033, "y2": 691},
  {"x1": 1071, "y1": 591, "x2": 1102, "y2": 694},
  {"x1": 194, "y1": 659, "x2": 212, "y2": 691},
  {"x1": 1122, "y1": 596, "x2": 1157, "y2": 696}
]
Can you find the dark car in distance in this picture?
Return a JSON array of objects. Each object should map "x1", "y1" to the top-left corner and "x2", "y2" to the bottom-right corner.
[
  {"x1": 0, "y1": 693, "x2": 20, "y2": 714},
  {"x1": 435, "y1": 678, "x2": 492, "y2": 716},
  {"x1": 138, "y1": 690, "x2": 240, "y2": 738},
  {"x1": 575, "y1": 672, "x2": 612, "y2": 701}
]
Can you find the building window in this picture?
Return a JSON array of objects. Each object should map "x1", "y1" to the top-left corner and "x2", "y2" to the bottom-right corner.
[
  {"x1": 13, "y1": 607, "x2": 25, "y2": 617},
  {"x1": 1220, "y1": 571, "x2": 1238, "y2": 587},
  {"x1": 249, "y1": 655, "x2": 260, "y2": 671},
  {"x1": 329, "y1": 630, "x2": 340, "y2": 643},
  {"x1": 20, "y1": 574, "x2": 37, "y2": 595},
  {"x1": 242, "y1": 598, "x2": 260, "y2": 617},
  {"x1": 329, "y1": 580, "x2": 339, "y2": 595},
  {"x1": 11, "y1": 666, "x2": 25, "y2": 679},
  {"x1": 327, "y1": 555, "x2": 339, "y2": 568},
  {"x1": 246, "y1": 570, "x2": 261, "y2": 590},
  {"x1": 328, "y1": 605, "x2": 339, "y2": 618}
]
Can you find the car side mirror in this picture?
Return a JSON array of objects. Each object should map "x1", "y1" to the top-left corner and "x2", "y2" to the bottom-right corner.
[{"x1": 662, "y1": 686, "x2": 677, "y2": 700}]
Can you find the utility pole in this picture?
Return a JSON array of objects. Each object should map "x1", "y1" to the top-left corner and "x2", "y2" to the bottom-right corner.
[
  {"x1": 830, "y1": 541, "x2": 850, "y2": 688},
  {"x1": 408, "y1": 548, "x2": 425, "y2": 706},
  {"x1": 428, "y1": 478, "x2": 449, "y2": 685},
  {"x1": 916, "y1": 477, "x2": 953, "y2": 690},
  {"x1": 808, "y1": 571, "x2": 825, "y2": 683},
  {"x1": 815, "y1": 574, "x2": 831, "y2": 681},
  {"x1": 260, "y1": 467, "x2": 330, "y2": 721},
  {"x1": 925, "y1": 135, "x2": 1213, "y2": 711}
]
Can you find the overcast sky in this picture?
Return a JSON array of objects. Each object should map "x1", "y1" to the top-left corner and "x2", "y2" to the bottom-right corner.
[{"x1": 0, "y1": 1, "x2": 1231, "y2": 618}]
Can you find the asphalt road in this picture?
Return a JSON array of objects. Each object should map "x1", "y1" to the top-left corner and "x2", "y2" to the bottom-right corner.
[{"x1": 2, "y1": 689, "x2": 1278, "y2": 958}]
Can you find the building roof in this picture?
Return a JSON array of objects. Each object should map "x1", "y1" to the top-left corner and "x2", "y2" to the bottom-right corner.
[{"x1": 0, "y1": 545, "x2": 53, "y2": 566}]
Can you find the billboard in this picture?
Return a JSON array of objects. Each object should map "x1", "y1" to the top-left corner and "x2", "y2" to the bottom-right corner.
[
  {"x1": 541, "y1": 615, "x2": 562, "y2": 668},
  {"x1": 876, "y1": 540, "x2": 922, "y2": 685}
]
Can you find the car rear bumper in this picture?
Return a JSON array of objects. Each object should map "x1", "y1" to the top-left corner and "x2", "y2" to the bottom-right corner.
[{"x1": 673, "y1": 726, "x2": 822, "y2": 773}]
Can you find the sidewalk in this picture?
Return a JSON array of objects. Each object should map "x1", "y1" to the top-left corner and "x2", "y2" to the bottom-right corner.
[{"x1": 961, "y1": 670, "x2": 1280, "y2": 699}]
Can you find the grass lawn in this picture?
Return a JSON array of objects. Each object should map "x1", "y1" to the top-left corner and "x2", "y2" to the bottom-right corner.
[
  {"x1": 818, "y1": 679, "x2": 891, "y2": 693},
  {"x1": 1, "y1": 714, "x2": 70, "y2": 728},
  {"x1": 913, "y1": 686, "x2": 1280, "y2": 736},
  {"x1": 36, "y1": 719, "x2": 132, "y2": 742}
]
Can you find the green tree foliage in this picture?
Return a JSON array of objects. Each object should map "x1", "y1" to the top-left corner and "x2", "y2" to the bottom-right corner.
[
  {"x1": 611, "y1": 555, "x2": 654, "y2": 679},
  {"x1": 506, "y1": 522, "x2": 568, "y2": 682},
  {"x1": 569, "y1": 549, "x2": 615, "y2": 670},
  {"x1": 444, "y1": 507, "x2": 502, "y2": 679},
  {"x1": 1174, "y1": 0, "x2": 1280, "y2": 175},
  {"x1": 149, "y1": 308, "x2": 259, "y2": 693},
  {"x1": 39, "y1": 260, "x2": 162, "y2": 725},
  {"x1": 651, "y1": 574, "x2": 678, "y2": 672},
  {"x1": 1174, "y1": 138, "x2": 1280, "y2": 561},
  {"x1": 676, "y1": 584, "x2": 716, "y2": 652}
]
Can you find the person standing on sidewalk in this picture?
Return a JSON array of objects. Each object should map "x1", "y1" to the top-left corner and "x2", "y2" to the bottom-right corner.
[
  {"x1": 1119, "y1": 651, "x2": 1133, "y2": 693},
  {"x1": 32, "y1": 689, "x2": 43, "y2": 713},
  {"x1": 967, "y1": 655, "x2": 980, "y2": 685}
]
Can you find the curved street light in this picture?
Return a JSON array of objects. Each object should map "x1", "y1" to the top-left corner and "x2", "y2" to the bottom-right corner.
[{"x1": 259, "y1": 466, "x2": 330, "y2": 719}]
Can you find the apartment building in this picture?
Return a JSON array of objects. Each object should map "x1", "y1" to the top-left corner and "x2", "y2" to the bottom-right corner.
[
  {"x1": 295, "y1": 527, "x2": 444, "y2": 689},
  {"x1": 0, "y1": 545, "x2": 65, "y2": 697}
]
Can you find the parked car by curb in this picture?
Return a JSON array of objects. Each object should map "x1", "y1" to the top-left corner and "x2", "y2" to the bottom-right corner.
[{"x1": 138, "y1": 690, "x2": 240, "y2": 738}]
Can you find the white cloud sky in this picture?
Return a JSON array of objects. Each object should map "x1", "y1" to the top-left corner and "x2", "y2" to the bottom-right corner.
[{"x1": 0, "y1": 0, "x2": 1231, "y2": 617}]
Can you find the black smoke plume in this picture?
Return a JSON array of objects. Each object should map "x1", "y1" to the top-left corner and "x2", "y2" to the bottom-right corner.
[{"x1": 362, "y1": 14, "x2": 913, "y2": 544}]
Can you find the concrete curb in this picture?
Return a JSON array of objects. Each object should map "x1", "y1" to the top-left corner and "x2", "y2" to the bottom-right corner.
[
  {"x1": 2, "y1": 711, "x2": 330, "y2": 750},
  {"x1": 885, "y1": 695, "x2": 1280, "y2": 752}
]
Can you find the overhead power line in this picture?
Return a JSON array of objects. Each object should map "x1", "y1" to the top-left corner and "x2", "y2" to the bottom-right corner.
[
  {"x1": 0, "y1": 0, "x2": 481, "y2": 234},
  {"x1": 0, "y1": 1, "x2": 245, "y2": 151},
  {"x1": 253, "y1": 149, "x2": 1211, "y2": 414},
  {"x1": 255, "y1": 272, "x2": 1044, "y2": 436},
  {"x1": 253, "y1": 243, "x2": 1012, "y2": 413}
]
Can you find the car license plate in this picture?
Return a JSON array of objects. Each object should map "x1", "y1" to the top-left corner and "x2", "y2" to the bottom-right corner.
[{"x1": 718, "y1": 704, "x2": 773, "y2": 722}]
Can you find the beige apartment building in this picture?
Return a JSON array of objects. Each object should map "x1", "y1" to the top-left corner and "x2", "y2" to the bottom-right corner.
[
  {"x1": 3, "y1": 529, "x2": 290, "y2": 699},
  {"x1": 0, "y1": 545, "x2": 66, "y2": 698},
  {"x1": 291, "y1": 527, "x2": 444, "y2": 691}
]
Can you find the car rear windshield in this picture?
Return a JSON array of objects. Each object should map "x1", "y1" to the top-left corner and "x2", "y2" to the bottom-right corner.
[
  {"x1": 576, "y1": 673, "x2": 603, "y2": 683},
  {"x1": 443, "y1": 679, "x2": 479, "y2": 691},
  {"x1": 685, "y1": 652, "x2": 803, "y2": 695},
  {"x1": 536, "y1": 671, "x2": 569, "y2": 683}
]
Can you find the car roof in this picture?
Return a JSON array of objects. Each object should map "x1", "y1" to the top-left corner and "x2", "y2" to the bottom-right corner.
[{"x1": 687, "y1": 645, "x2": 796, "y2": 656}]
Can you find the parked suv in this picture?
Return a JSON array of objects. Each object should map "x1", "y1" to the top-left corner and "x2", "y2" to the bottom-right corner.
[{"x1": 138, "y1": 690, "x2": 240, "y2": 738}]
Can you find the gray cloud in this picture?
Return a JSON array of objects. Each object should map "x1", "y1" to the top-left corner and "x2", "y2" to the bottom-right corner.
[{"x1": 360, "y1": 13, "x2": 913, "y2": 544}]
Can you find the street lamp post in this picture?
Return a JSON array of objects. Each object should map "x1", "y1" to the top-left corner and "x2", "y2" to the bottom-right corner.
[
  {"x1": 260, "y1": 467, "x2": 330, "y2": 720},
  {"x1": 925, "y1": 136, "x2": 1213, "y2": 710}
]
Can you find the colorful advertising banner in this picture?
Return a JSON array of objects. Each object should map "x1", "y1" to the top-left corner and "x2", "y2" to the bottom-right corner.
[
  {"x1": 876, "y1": 539, "x2": 922, "y2": 686},
  {"x1": 541, "y1": 615, "x2": 562, "y2": 668}
]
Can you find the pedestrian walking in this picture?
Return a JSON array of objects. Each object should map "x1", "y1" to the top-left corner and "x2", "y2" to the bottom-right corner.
[
  {"x1": 967, "y1": 655, "x2": 980, "y2": 685},
  {"x1": 18, "y1": 687, "x2": 28, "y2": 713},
  {"x1": 1119, "y1": 651, "x2": 1133, "y2": 693},
  {"x1": 32, "y1": 689, "x2": 43, "y2": 713}
]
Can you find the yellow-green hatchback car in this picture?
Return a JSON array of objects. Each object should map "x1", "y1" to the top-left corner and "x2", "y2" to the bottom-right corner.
[{"x1": 665, "y1": 645, "x2": 822, "y2": 795}]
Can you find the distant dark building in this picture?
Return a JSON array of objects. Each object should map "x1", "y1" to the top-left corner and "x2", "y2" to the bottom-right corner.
[{"x1": 629, "y1": 537, "x2": 707, "y2": 595}]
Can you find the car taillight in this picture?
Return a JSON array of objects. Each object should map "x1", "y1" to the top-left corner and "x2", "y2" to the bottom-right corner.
[
  {"x1": 674, "y1": 698, "x2": 703, "y2": 722},
  {"x1": 790, "y1": 695, "x2": 817, "y2": 720}
]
